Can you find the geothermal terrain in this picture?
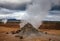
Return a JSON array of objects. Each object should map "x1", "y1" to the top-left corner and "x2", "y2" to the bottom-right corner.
[{"x1": 0, "y1": 21, "x2": 60, "y2": 41}]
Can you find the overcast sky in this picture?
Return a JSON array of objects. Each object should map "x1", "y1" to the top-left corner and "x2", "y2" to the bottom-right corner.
[{"x1": 0, "y1": 0, "x2": 60, "y2": 21}]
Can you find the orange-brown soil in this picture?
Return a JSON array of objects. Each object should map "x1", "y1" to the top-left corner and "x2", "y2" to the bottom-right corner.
[{"x1": 0, "y1": 26, "x2": 60, "y2": 41}]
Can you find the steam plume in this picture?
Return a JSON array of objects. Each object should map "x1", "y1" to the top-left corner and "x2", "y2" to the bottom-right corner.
[{"x1": 21, "y1": 0, "x2": 51, "y2": 29}]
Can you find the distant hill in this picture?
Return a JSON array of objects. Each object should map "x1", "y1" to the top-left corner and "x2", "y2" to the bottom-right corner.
[
  {"x1": 0, "y1": 19, "x2": 20, "y2": 28},
  {"x1": 0, "y1": 20, "x2": 60, "y2": 29},
  {"x1": 51, "y1": 5, "x2": 60, "y2": 10},
  {"x1": 39, "y1": 21, "x2": 60, "y2": 30}
]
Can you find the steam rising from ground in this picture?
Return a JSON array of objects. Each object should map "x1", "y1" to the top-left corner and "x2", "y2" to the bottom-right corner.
[{"x1": 20, "y1": 0, "x2": 51, "y2": 29}]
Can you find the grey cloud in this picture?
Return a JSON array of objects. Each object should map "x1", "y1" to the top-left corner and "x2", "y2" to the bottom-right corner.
[
  {"x1": 44, "y1": 11, "x2": 60, "y2": 21},
  {"x1": 44, "y1": 15, "x2": 60, "y2": 21},
  {"x1": 50, "y1": 5, "x2": 60, "y2": 10},
  {"x1": 49, "y1": 11, "x2": 60, "y2": 15},
  {"x1": 0, "y1": 3, "x2": 27, "y2": 10},
  {"x1": 51, "y1": 0, "x2": 60, "y2": 5},
  {"x1": 0, "y1": 0, "x2": 31, "y2": 15},
  {"x1": 0, "y1": 7, "x2": 19, "y2": 14},
  {"x1": 0, "y1": 0, "x2": 31, "y2": 10}
]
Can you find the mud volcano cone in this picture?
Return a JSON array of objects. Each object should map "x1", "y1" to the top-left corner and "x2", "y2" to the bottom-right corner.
[{"x1": 19, "y1": 23, "x2": 40, "y2": 38}]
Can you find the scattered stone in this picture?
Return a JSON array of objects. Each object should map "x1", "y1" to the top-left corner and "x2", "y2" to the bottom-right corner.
[
  {"x1": 6, "y1": 32, "x2": 9, "y2": 34},
  {"x1": 16, "y1": 30, "x2": 21, "y2": 33},
  {"x1": 11, "y1": 31, "x2": 16, "y2": 34},
  {"x1": 49, "y1": 38, "x2": 51, "y2": 41},
  {"x1": 19, "y1": 36, "x2": 23, "y2": 39},
  {"x1": 45, "y1": 32, "x2": 48, "y2": 34}
]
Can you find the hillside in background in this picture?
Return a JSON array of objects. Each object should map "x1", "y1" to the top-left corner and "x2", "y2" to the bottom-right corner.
[
  {"x1": 39, "y1": 21, "x2": 60, "y2": 30},
  {"x1": 0, "y1": 21, "x2": 60, "y2": 30}
]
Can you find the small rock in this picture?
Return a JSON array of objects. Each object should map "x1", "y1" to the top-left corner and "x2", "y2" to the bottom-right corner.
[
  {"x1": 11, "y1": 31, "x2": 16, "y2": 34},
  {"x1": 45, "y1": 32, "x2": 48, "y2": 34},
  {"x1": 16, "y1": 30, "x2": 21, "y2": 33},
  {"x1": 19, "y1": 36, "x2": 23, "y2": 39},
  {"x1": 49, "y1": 38, "x2": 51, "y2": 41},
  {"x1": 6, "y1": 32, "x2": 9, "y2": 34}
]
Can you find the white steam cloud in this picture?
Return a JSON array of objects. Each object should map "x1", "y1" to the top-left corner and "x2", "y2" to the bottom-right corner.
[
  {"x1": 20, "y1": 0, "x2": 51, "y2": 29},
  {"x1": 23, "y1": 0, "x2": 60, "y2": 28}
]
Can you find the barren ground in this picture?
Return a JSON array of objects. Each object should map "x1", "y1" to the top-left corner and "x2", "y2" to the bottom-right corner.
[{"x1": 0, "y1": 26, "x2": 60, "y2": 41}]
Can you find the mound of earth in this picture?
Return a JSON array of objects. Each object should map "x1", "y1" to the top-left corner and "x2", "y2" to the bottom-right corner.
[{"x1": 19, "y1": 23, "x2": 41, "y2": 38}]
